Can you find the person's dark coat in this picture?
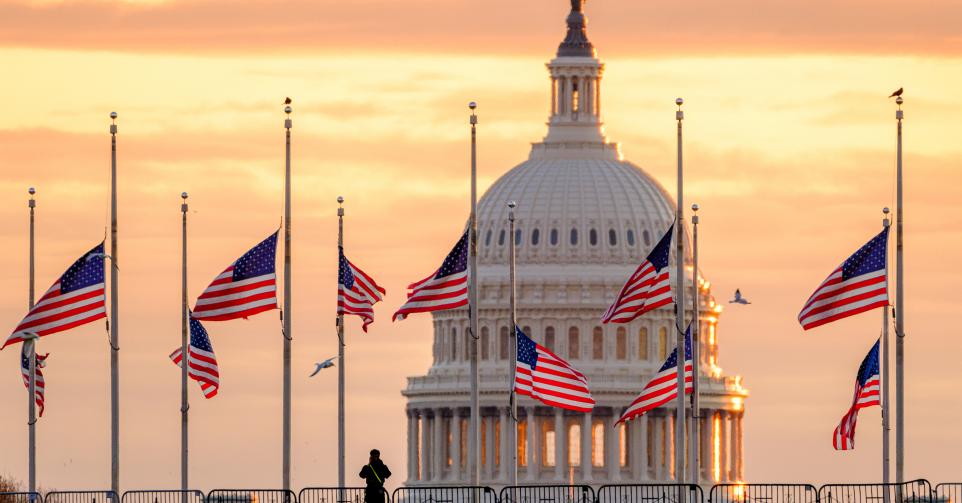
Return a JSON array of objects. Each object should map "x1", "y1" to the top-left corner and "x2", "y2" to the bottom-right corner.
[{"x1": 360, "y1": 459, "x2": 391, "y2": 503}]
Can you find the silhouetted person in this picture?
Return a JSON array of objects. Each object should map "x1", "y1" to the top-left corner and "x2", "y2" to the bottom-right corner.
[{"x1": 359, "y1": 448, "x2": 391, "y2": 503}]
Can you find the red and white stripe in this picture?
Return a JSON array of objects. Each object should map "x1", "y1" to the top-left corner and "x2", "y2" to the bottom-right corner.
[
  {"x1": 338, "y1": 260, "x2": 386, "y2": 332},
  {"x1": 602, "y1": 264, "x2": 673, "y2": 323},
  {"x1": 21, "y1": 352, "x2": 48, "y2": 417},
  {"x1": 170, "y1": 346, "x2": 220, "y2": 399},
  {"x1": 515, "y1": 345, "x2": 594, "y2": 412},
  {"x1": 833, "y1": 373, "x2": 881, "y2": 450},
  {"x1": 617, "y1": 359, "x2": 693, "y2": 425},
  {"x1": 4, "y1": 282, "x2": 106, "y2": 349},
  {"x1": 191, "y1": 265, "x2": 277, "y2": 321},
  {"x1": 798, "y1": 267, "x2": 888, "y2": 330},
  {"x1": 392, "y1": 271, "x2": 467, "y2": 321}
]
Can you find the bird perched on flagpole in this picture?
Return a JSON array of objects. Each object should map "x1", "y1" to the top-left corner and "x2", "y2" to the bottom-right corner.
[
  {"x1": 309, "y1": 358, "x2": 336, "y2": 377},
  {"x1": 284, "y1": 97, "x2": 292, "y2": 105},
  {"x1": 889, "y1": 88, "x2": 903, "y2": 98}
]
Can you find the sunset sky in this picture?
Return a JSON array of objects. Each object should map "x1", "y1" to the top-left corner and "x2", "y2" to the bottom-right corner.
[{"x1": 1, "y1": 0, "x2": 961, "y2": 490}]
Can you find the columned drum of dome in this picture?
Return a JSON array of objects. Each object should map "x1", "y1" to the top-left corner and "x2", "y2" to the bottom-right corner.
[{"x1": 402, "y1": 0, "x2": 748, "y2": 487}]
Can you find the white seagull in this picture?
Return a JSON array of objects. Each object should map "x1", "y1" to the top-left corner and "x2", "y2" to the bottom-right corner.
[
  {"x1": 309, "y1": 357, "x2": 336, "y2": 377},
  {"x1": 729, "y1": 289, "x2": 751, "y2": 305}
]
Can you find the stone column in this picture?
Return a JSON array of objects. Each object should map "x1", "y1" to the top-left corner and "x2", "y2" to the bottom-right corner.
[
  {"x1": 653, "y1": 413, "x2": 663, "y2": 481},
  {"x1": 432, "y1": 409, "x2": 444, "y2": 481},
  {"x1": 420, "y1": 410, "x2": 431, "y2": 482},
  {"x1": 452, "y1": 410, "x2": 462, "y2": 482},
  {"x1": 484, "y1": 413, "x2": 495, "y2": 481},
  {"x1": 551, "y1": 77, "x2": 558, "y2": 116},
  {"x1": 581, "y1": 411, "x2": 592, "y2": 481},
  {"x1": 554, "y1": 409, "x2": 566, "y2": 481},
  {"x1": 408, "y1": 409, "x2": 418, "y2": 482},
  {"x1": 666, "y1": 414, "x2": 675, "y2": 481},
  {"x1": 500, "y1": 406, "x2": 510, "y2": 482},
  {"x1": 635, "y1": 415, "x2": 647, "y2": 480},
  {"x1": 738, "y1": 412, "x2": 745, "y2": 480},
  {"x1": 719, "y1": 410, "x2": 730, "y2": 482},
  {"x1": 700, "y1": 411, "x2": 711, "y2": 482},
  {"x1": 527, "y1": 408, "x2": 540, "y2": 481},
  {"x1": 607, "y1": 413, "x2": 621, "y2": 481}
]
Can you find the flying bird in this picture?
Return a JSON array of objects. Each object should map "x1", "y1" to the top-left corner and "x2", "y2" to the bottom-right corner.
[
  {"x1": 309, "y1": 357, "x2": 335, "y2": 377},
  {"x1": 729, "y1": 289, "x2": 751, "y2": 305},
  {"x1": 284, "y1": 97, "x2": 292, "y2": 105},
  {"x1": 889, "y1": 88, "x2": 903, "y2": 98}
]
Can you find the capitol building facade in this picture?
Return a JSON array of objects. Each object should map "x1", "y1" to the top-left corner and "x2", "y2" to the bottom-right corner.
[{"x1": 402, "y1": 0, "x2": 747, "y2": 487}]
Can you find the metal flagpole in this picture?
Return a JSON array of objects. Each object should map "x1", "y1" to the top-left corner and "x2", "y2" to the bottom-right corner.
[
  {"x1": 882, "y1": 207, "x2": 891, "y2": 485},
  {"x1": 468, "y1": 101, "x2": 481, "y2": 486},
  {"x1": 337, "y1": 196, "x2": 346, "y2": 490},
  {"x1": 673, "y1": 97, "x2": 686, "y2": 484},
  {"x1": 181, "y1": 192, "x2": 189, "y2": 492},
  {"x1": 109, "y1": 111, "x2": 121, "y2": 495},
  {"x1": 27, "y1": 187, "x2": 37, "y2": 496},
  {"x1": 689, "y1": 203, "x2": 699, "y2": 486},
  {"x1": 283, "y1": 103, "x2": 293, "y2": 491},
  {"x1": 894, "y1": 95, "x2": 905, "y2": 484},
  {"x1": 507, "y1": 201, "x2": 518, "y2": 488}
]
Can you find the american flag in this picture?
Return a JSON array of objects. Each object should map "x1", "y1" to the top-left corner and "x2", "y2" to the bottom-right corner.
[
  {"x1": 514, "y1": 326, "x2": 594, "y2": 412},
  {"x1": 20, "y1": 346, "x2": 48, "y2": 417},
  {"x1": 602, "y1": 224, "x2": 674, "y2": 324},
  {"x1": 798, "y1": 228, "x2": 889, "y2": 330},
  {"x1": 192, "y1": 232, "x2": 278, "y2": 321},
  {"x1": 2, "y1": 242, "x2": 106, "y2": 350},
  {"x1": 169, "y1": 316, "x2": 220, "y2": 399},
  {"x1": 833, "y1": 338, "x2": 881, "y2": 450},
  {"x1": 393, "y1": 231, "x2": 468, "y2": 321},
  {"x1": 617, "y1": 325, "x2": 692, "y2": 424},
  {"x1": 338, "y1": 248, "x2": 386, "y2": 332}
]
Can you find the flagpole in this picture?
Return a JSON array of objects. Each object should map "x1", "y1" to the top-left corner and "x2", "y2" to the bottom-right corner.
[
  {"x1": 882, "y1": 207, "x2": 891, "y2": 485},
  {"x1": 689, "y1": 203, "x2": 699, "y2": 486},
  {"x1": 673, "y1": 97, "x2": 686, "y2": 485},
  {"x1": 27, "y1": 187, "x2": 37, "y2": 496},
  {"x1": 337, "y1": 196, "x2": 346, "y2": 490},
  {"x1": 507, "y1": 201, "x2": 518, "y2": 488},
  {"x1": 283, "y1": 103, "x2": 293, "y2": 491},
  {"x1": 109, "y1": 111, "x2": 121, "y2": 495},
  {"x1": 181, "y1": 192, "x2": 189, "y2": 492},
  {"x1": 894, "y1": 95, "x2": 904, "y2": 484},
  {"x1": 468, "y1": 101, "x2": 481, "y2": 486}
]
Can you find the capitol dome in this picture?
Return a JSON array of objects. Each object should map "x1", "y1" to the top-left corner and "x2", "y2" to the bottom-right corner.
[{"x1": 403, "y1": 0, "x2": 746, "y2": 488}]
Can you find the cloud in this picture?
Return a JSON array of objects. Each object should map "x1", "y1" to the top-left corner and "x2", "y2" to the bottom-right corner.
[{"x1": 1, "y1": 0, "x2": 962, "y2": 56}]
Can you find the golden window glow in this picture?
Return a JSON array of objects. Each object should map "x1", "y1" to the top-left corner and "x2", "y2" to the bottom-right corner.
[
  {"x1": 592, "y1": 421, "x2": 604, "y2": 467},
  {"x1": 518, "y1": 419, "x2": 528, "y2": 467},
  {"x1": 713, "y1": 414, "x2": 721, "y2": 482},
  {"x1": 569, "y1": 423, "x2": 581, "y2": 466}
]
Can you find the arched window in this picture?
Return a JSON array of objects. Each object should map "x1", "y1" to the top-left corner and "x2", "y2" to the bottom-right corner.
[
  {"x1": 500, "y1": 326, "x2": 509, "y2": 360},
  {"x1": 568, "y1": 327, "x2": 580, "y2": 359},
  {"x1": 658, "y1": 327, "x2": 668, "y2": 360},
  {"x1": 638, "y1": 327, "x2": 649, "y2": 361},
  {"x1": 515, "y1": 229, "x2": 522, "y2": 246},
  {"x1": 485, "y1": 229, "x2": 492, "y2": 247},
  {"x1": 592, "y1": 327, "x2": 604, "y2": 360},
  {"x1": 544, "y1": 326, "x2": 556, "y2": 352},
  {"x1": 643, "y1": 230, "x2": 651, "y2": 247},
  {"x1": 550, "y1": 229, "x2": 559, "y2": 246},
  {"x1": 451, "y1": 327, "x2": 458, "y2": 361},
  {"x1": 568, "y1": 423, "x2": 581, "y2": 466},
  {"x1": 531, "y1": 229, "x2": 540, "y2": 246},
  {"x1": 627, "y1": 229, "x2": 636, "y2": 246},
  {"x1": 589, "y1": 229, "x2": 599, "y2": 246},
  {"x1": 616, "y1": 327, "x2": 627, "y2": 360},
  {"x1": 481, "y1": 327, "x2": 490, "y2": 361},
  {"x1": 570, "y1": 228, "x2": 579, "y2": 245},
  {"x1": 608, "y1": 229, "x2": 618, "y2": 246},
  {"x1": 498, "y1": 229, "x2": 506, "y2": 246},
  {"x1": 591, "y1": 421, "x2": 605, "y2": 466}
]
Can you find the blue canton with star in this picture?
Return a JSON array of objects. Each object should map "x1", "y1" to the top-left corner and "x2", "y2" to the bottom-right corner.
[
  {"x1": 516, "y1": 326, "x2": 539, "y2": 370},
  {"x1": 189, "y1": 317, "x2": 214, "y2": 353},
  {"x1": 657, "y1": 324, "x2": 692, "y2": 372},
  {"x1": 434, "y1": 231, "x2": 468, "y2": 280},
  {"x1": 338, "y1": 247, "x2": 355, "y2": 289},
  {"x1": 232, "y1": 232, "x2": 278, "y2": 281},
  {"x1": 61, "y1": 242, "x2": 106, "y2": 294},
  {"x1": 647, "y1": 224, "x2": 674, "y2": 271},
  {"x1": 856, "y1": 339, "x2": 881, "y2": 386},
  {"x1": 842, "y1": 227, "x2": 889, "y2": 280}
]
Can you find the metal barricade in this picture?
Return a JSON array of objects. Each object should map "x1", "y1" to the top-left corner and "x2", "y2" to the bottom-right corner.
[
  {"x1": 299, "y1": 488, "x2": 387, "y2": 503},
  {"x1": 123, "y1": 491, "x2": 205, "y2": 503},
  {"x1": 46, "y1": 492, "x2": 119, "y2": 503},
  {"x1": 709, "y1": 484, "x2": 817, "y2": 503},
  {"x1": 0, "y1": 493, "x2": 44, "y2": 503},
  {"x1": 500, "y1": 485, "x2": 595, "y2": 503},
  {"x1": 392, "y1": 486, "x2": 497, "y2": 503},
  {"x1": 933, "y1": 484, "x2": 961, "y2": 503},
  {"x1": 819, "y1": 480, "x2": 932, "y2": 503},
  {"x1": 597, "y1": 484, "x2": 702, "y2": 503},
  {"x1": 207, "y1": 490, "x2": 296, "y2": 503}
]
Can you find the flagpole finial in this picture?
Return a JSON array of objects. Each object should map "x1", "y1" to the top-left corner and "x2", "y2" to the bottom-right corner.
[
  {"x1": 675, "y1": 98, "x2": 684, "y2": 121},
  {"x1": 110, "y1": 111, "x2": 117, "y2": 121},
  {"x1": 895, "y1": 96, "x2": 903, "y2": 107},
  {"x1": 284, "y1": 105, "x2": 292, "y2": 115},
  {"x1": 181, "y1": 192, "x2": 188, "y2": 200},
  {"x1": 691, "y1": 203, "x2": 699, "y2": 212},
  {"x1": 28, "y1": 187, "x2": 35, "y2": 196},
  {"x1": 337, "y1": 196, "x2": 344, "y2": 205}
]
